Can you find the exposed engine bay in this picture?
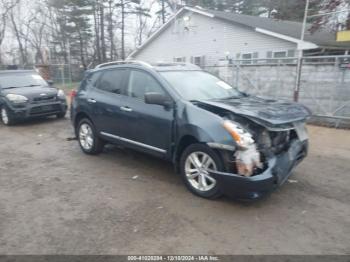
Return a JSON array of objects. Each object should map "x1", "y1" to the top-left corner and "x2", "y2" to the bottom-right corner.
[{"x1": 194, "y1": 100, "x2": 304, "y2": 177}]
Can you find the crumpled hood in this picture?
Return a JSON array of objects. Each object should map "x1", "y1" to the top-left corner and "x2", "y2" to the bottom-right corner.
[
  {"x1": 199, "y1": 96, "x2": 311, "y2": 126},
  {"x1": 2, "y1": 86, "x2": 58, "y2": 100}
]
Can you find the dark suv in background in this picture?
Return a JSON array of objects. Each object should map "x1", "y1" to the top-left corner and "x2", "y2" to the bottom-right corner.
[
  {"x1": 0, "y1": 70, "x2": 67, "y2": 125},
  {"x1": 71, "y1": 61, "x2": 310, "y2": 200}
]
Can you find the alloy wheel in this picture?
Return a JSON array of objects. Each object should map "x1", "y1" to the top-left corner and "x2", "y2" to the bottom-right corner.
[
  {"x1": 79, "y1": 123, "x2": 94, "y2": 151},
  {"x1": 184, "y1": 152, "x2": 217, "y2": 192}
]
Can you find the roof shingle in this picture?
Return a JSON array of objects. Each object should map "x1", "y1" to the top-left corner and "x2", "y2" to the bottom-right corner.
[{"x1": 209, "y1": 9, "x2": 349, "y2": 48}]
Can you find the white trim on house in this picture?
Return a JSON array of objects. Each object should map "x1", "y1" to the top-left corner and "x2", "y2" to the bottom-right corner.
[
  {"x1": 255, "y1": 27, "x2": 318, "y2": 50},
  {"x1": 183, "y1": 6, "x2": 215, "y2": 18}
]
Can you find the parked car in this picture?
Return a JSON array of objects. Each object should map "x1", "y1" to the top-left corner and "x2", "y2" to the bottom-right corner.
[
  {"x1": 0, "y1": 70, "x2": 67, "y2": 125},
  {"x1": 71, "y1": 61, "x2": 310, "y2": 200}
]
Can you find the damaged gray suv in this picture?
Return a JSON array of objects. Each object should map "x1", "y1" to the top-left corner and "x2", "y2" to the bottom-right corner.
[{"x1": 71, "y1": 61, "x2": 310, "y2": 200}]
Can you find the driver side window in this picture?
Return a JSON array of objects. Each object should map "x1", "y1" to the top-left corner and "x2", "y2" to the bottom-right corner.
[{"x1": 127, "y1": 70, "x2": 165, "y2": 100}]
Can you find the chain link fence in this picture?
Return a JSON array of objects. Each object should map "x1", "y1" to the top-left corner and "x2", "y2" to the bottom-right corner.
[{"x1": 204, "y1": 55, "x2": 350, "y2": 127}]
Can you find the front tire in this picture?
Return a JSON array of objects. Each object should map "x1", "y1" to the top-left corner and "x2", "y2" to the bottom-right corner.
[
  {"x1": 1, "y1": 106, "x2": 14, "y2": 126},
  {"x1": 56, "y1": 111, "x2": 66, "y2": 119},
  {"x1": 77, "y1": 118, "x2": 104, "y2": 155},
  {"x1": 180, "y1": 143, "x2": 224, "y2": 199}
]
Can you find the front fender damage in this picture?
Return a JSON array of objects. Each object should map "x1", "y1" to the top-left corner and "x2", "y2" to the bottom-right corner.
[{"x1": 208, "y1": 139, "x2": 308, "y2": 199}]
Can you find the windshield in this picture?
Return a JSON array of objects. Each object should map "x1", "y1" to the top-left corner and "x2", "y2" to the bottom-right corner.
[
  {"x1": 0, "y1": 73, "x2": 48, "y2": 89},
  {"x1": 160, "y1": 71, "x2": 243, "y2": 101}
]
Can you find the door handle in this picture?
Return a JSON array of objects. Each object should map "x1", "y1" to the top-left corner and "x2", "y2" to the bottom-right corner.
[
  {"x1": 120, "y1": 106, "x2": 133, "y2": 112},
  {"x1": 87, "y1": 98, "x2": 97, "y2": 104}
]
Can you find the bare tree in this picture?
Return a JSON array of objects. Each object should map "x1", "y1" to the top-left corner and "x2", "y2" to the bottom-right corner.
[
  {"x1": 9, "y1": 0, "x2": 29, "y2": 65},
  {"x1": 132, "y1": 0, "x2": 152, "y2": 47},
  {"x1": 0, "y1": 0, "x2": 19, "y2": 64},
  {"x1": 20, "y1": 5, "x2": 49, "y2": 64},
  {"x1": 310, "y1": 0, "x2": 350, "y2": 33}
]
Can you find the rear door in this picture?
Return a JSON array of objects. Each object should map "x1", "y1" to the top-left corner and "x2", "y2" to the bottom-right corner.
[
  {"x1": 87, "y1": 68, "x2": 128, "y2": 136},
  {"x1": 116, "y1": 69, "x2": 174, "y2": 157}
]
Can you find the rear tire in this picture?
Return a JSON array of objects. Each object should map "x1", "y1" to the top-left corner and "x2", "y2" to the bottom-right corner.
[
  {"x1": 77, "y1": 118, "x2": 104, "y2": 155},
  {"x1": 1, "y1": 106, "x2": 14, "y2": 126},
  {"x1": 180, "y1": 143, "x2": 224, "y2": 199}
]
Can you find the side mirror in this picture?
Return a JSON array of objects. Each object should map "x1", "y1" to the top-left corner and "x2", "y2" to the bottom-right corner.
[
  {"x1": 145, "y1": 92, "x2": 172, "y2": 108},
  {"x1": 47, "y1": 80, "x2": 54, "y2": 86}
]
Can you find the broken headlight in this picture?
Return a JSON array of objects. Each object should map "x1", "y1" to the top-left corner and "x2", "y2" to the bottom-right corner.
[
  {"x1": 222, "y1": 120, "x2": 254, "y2": 149},
  {"x1": 223, "y1": 120, "x2": 262, "y2": 177}
]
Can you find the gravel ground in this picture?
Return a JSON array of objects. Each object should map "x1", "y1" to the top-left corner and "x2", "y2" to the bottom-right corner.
[{"x1": 0, "y1": 117, "x2": 349, "y2": 255}]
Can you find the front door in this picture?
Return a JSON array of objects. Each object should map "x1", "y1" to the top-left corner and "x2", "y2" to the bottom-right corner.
[{"x1": 116, "y1": 69, "x2": 174, "y2": 157}]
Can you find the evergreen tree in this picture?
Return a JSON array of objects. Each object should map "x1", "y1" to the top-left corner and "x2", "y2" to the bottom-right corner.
[{"x1": 48, "y1": 0, "x2": 93, "y2": 67}]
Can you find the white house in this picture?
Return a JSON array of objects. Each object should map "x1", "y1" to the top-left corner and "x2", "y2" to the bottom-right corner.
[{"x1": 129, "y1": 6, "x2": 349, "y2": 66}]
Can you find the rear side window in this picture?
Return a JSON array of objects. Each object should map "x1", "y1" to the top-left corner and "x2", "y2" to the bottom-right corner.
[
  {"x1": 97, "y1": 69, "x2": 127, "y2": 94},
  {"x1": 82, "y1": 72, "x2": 101, "y2": 90},
  {"x1": 127, "y1": 70, "x2": 165, "y2": 99}
]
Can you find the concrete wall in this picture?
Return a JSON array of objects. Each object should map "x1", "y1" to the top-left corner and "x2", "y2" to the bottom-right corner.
[
  {"x1": 132, "y1": 11, "x2": 297, "y2": 65},
  {"x1": 206, "y1": 63, "x2": 350, "y2": 120}
]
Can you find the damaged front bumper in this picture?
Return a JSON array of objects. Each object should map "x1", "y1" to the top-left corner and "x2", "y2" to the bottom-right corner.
[{"x1": 209, "y1": 139, "x2": 308, "y2": 200}]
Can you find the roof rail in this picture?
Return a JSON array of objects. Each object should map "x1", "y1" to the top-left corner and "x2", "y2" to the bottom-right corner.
[
  {"x1": 95, "y1": 60, "x2": 153, "y2": 69},
  {"x1": 152, "y1": 62, "x2": 202, "y2": 70}
]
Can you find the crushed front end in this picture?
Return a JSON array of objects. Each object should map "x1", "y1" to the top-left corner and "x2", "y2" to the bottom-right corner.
[{"x1": 208, "y1": 120, "x2": 309, "y2": 200}]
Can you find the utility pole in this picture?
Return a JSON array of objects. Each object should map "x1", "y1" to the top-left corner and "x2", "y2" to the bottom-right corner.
[{"x1": 294, "y1": 0, "x2": 309, "y2": 102}]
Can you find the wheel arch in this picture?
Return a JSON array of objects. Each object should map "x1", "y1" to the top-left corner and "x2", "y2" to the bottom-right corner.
[
  {"x1": 173, "y1": 135, "x2": 199, "y2": 173},
  {"x1": 74, "y1": 111, "x2": 95, "y2": 137}
]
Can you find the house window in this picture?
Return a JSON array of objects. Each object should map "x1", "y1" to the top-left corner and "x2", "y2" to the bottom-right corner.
[
  {"x1": 191, "y1": 56, "x2": 205, "y2": 67},
  {"x1": 194, "y1": 56, "x2": 202, "y2": 66},
  {"x1": 242, "y1": 53, "x2": 252, "y2": 64},
  {"x1": 287, "y1": 50, "x2": 295, "y2": 57},
  {"x1": 174, "y1": 57, "x2": 186, "y2": 63},
  {"x1": 273, "y1": 51, "x2": 287, "y2": 58},
  {"x1": 267, "y1": 50, "x2": 296, "y2": 63}
]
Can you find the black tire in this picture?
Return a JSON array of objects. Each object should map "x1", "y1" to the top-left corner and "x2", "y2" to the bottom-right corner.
[
  {"x1": 0, "y1": 105, "x2": 15, "y2": 126},
  {"x1": 76, "y1": 118, "x2": 104, "y2": 155},
  {"x1": 180, "y1": 143, "x2": 224, "y2": 199},
  {"x1": 56, "y1": 111, "x2": 67, "y2": 119}
]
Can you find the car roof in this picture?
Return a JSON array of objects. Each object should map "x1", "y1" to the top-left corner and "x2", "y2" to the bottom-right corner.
[
  {"x1": 152, "y1": 63, "x2": 201, "y2": 72},
  {"x1": 91, "y1": 61, "x2": 202, "y2": 73},
  {"x1": 0, "y1": 70, "x2": 37, "y2": 75}
]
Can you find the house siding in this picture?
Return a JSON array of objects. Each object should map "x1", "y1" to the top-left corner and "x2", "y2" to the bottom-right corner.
[{"x1": 132, "y1": 12, "x2": 297, "y2": 65}]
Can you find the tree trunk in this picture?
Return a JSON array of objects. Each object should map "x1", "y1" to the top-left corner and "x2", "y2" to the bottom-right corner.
[
  {"x1": 10, "y1": 11, "x2": 27, "y2": 65},
  {"x1": 78, "y1": 29, "x2": 87, "y2": 70},
  {"x1": 108, "y1": 0, "x2": 115, "y2": 60},
  {"x1": 94, "y1": 3, "x2": 101, "y2": 64},
  {"x1": 161, "y1": 0, "x2": 165, "y2": 24},
  {"x1": 121, "y1": 0, "x2": 125, "y2": 60},
  {"x1": 138, "y1": 14, "x2": 142, "y2": 46},
  {"x1": 100, "y1": 3, "x2": 107, "y2": 62}
]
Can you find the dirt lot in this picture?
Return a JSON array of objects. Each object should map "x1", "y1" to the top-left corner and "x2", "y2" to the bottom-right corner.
[{"x1": 0, "y1": 117, "x2": 349, "y2": 255}]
